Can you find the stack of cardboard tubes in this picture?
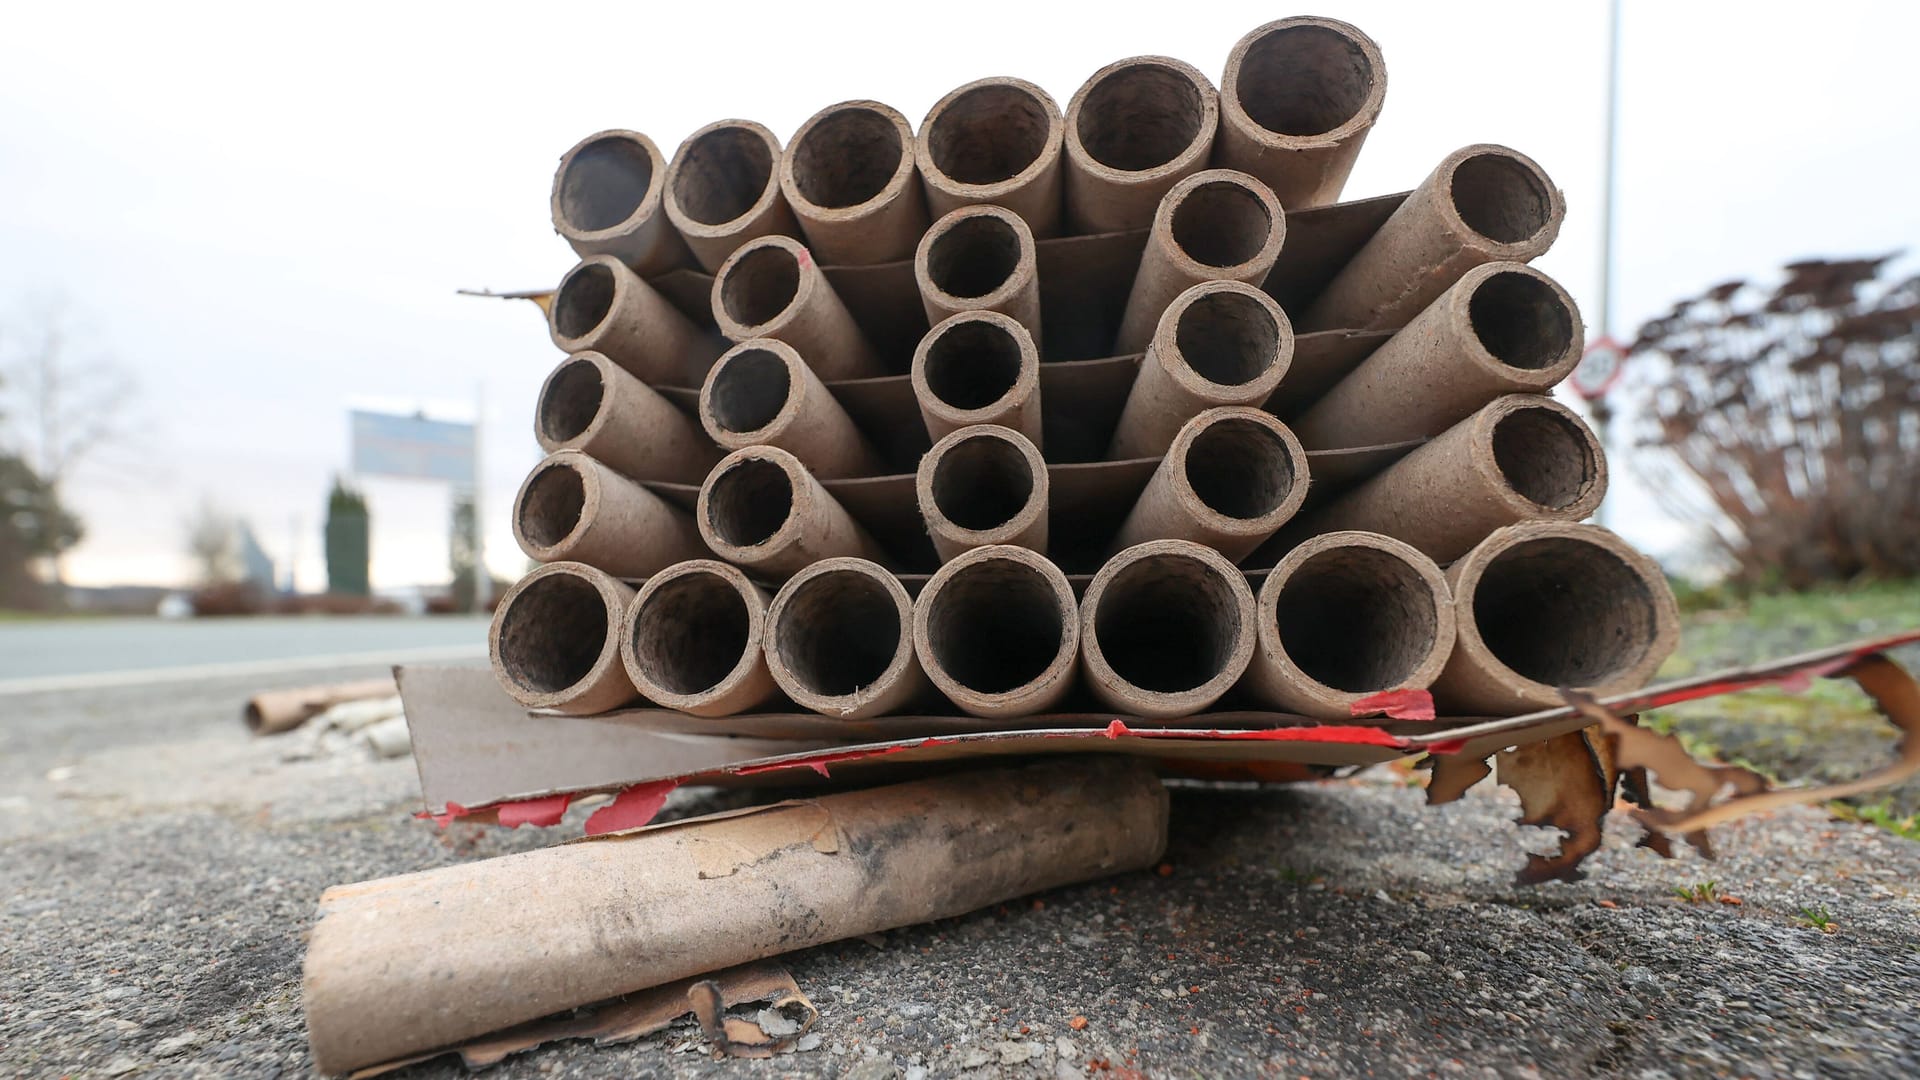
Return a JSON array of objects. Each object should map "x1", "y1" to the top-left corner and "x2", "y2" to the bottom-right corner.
[{"x1": 499, "y1": 14, "x2": 1679, "y2": 730}]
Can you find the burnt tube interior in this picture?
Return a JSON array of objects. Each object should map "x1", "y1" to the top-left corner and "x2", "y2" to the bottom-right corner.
[
  {"x1": 1450, "y1": 151, "x2": 1553, "y2": 244},
  {"x1": 496, "y1": 572, "x2": 610, "y2": 694},
  {"x1": 926, "y1": 214, "x2": 1022, "y2": 299},
  {"x1": 1077, "y1": 64, "x2": 1208, "y2": 172},
  {"x1": 557, "y1": 134, "x2": 652, "y2": 232},
  {"x1": 1170, "y1": 180, "x2": 1272, "y2": 267},
  {"x1": 630, "y1": 572, "x2": 750, "y2": 695},
  {"x1": 705, "y1": 457, "x2": 794, "y2": 548},
  {"x1": 518, "y1": 461, "x2": 586, "y2": 548},
  {"x1": 718, "y1": 243, "x2": 802, "y2": 328},
  {"x1": 790, "y1": 107, "x2": 905, "y2": 209},
  {"x1": 538, "y1": 357, "x2": 605, "y2": 444},
  {"x1": 1093, "y1": 555, "x2": 1242, "y2": 693},
  {"x1": 1184, "y1": 417, "x2": 1296, "y2": 520},
  {"x1": 552, "y1": 261, "x2": 616, "y2": 340},
  {"x1": 924, "y1": 319, "x2": 1023, "y2": 411},
  {"x1": 1273, "y1": 546, "x2": 1438, "y2": 692},
  {"x1": 1173, "y1": 289, "x2": 1281, "y2": 385},
  {"x1": 1468, "y1": 271, "x2": 1573, "y2": 371},
  {"x1": 928, "y1": 83, "x2": 1052, "y2": 185},
  {"x1": 707, "y1": 348, "x2": 792, "y2": 436},
  {"x1": 672, "y1": 125, "x2": 775, "y2": 227},
  {"x1": 773, "y1": 570, "x2": 903, "y2": 696},
  {"x1": 1235, "y1": 24, "x2": 1376, "y2": 137},
  {"x1": 932, "y1": 436, "x2": 1035, "y2": 531},
  {"x1": 1491, "y1": 406, "x2": 1596, "y2": 509},
  {"x1": 925, "y1": 560, "x2": 1065, "y2": 693},
  {"x1": 1472, "y1": 537, "x2": 1657, "y2": 686}
]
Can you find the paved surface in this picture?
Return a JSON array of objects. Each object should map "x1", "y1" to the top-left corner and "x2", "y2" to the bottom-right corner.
[
  {"x1": 4, "y1": 658, "x2": 1920, "y2": 1078},
  {"x1": 0, "y1": 616, "x2": 489, "y2": 683}
]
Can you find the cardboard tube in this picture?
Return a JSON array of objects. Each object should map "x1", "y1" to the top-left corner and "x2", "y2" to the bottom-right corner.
[
  {"x1": 536, "y1": 351, "x2": 720, "y2": 484},
  {"x1": 1215, "y1": 17, "x2": 1387, "y2": 210},
  {"x1": 550, "y1": 129, "x2": 691, "y2": 277},
  {"x1": 487, "y1": 561, "x2": 639, "y2": 716},
  {"x1": 1113, "y1": 169, "x2": 1285, "y2": 355},
  {"x1": 765, "y1": 557, "x2": 925, "y2": 718},
  {"x1": 1290, "y1": 262, "x2": 1582, "y2": 449},
  {"x1": 1300, "y1": 144, "x2": 1565, "y2": 332},
  {"x1": 1241, "y1": 531, "x2": 1454, "y2": 720},
  {"x1": 698, "y1": 339, "x2": 883, "y2": 478},
  {"x1": 913, "y1": 545, "x2": 1079, "y2": 718},
  {"x1": 512, "y1": 450, "x2": 707, "y2": 578},
  {"x1": 1063, "y1": 56, "x2": 1220, "y2": 234},
  {"x1": 1080, "y1": 539, "x2": 1256, "y2": 719},
  {"x1": 621, "y1": 559, "x2": 778, "y2": 717},
  {"x1": 711, "y1": 235, "x2": 886, "y2": 379},
  {"x1": 697, "y1": 446, "x2": 890, "y2": 579},
  {"x1": 1111, "y1": 407, "x2": 1307, "y2": 561},
  {"x1": 663, "y1": 119, "x2": 801, "y2": 274},
  {"x1": 303, "y1": 758, "x2": 1169, "y2": 1075},
  {"x1": 916, "y1": 76, "x2": 1065, "y2": 238},
  {"x1": 549, "y1": 255, "x2": 721, "y2": 387},
  {"x1": 243, "y1": 678, "x2": 394, "y2": 735},
  {"x1": 779, "y1": 100, "x2": 929, "y2": 265},
  {"x1": 910, "y1": 311, "x2": 1042, "y2": 446},
  {"x1": 1291, "y1": 395, "x2": 1607, "y2": 563},
  {"x1": 916, "y1": 425, "x2": 1049, "y2": 563},
  {"x1": 1108, "y1": 281, "x2": 1293, "y2": 459},
  {"x1": 913, "y1": 205, "x2": 1041, "y2": 341},
  {"x1": 1433, "y1": 522, "x2": 1681, "y2": 715}
]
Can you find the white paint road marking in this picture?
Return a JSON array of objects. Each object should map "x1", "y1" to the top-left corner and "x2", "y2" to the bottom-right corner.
[{"x1": 0, "y1": 644, "x2": 487, "y2": 696}]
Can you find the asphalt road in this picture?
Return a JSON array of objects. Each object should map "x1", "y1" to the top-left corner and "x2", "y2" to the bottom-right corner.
[{"x1": 3, "y1": 652, "x2": 1919, "y2": 1078}]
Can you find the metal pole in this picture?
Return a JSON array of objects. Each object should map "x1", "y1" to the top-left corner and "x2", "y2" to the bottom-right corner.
[
  {"x1": 1593, "y1": 0, "x2": 1622, "y2": 528},
  {"x1": 472, "y1": 381, "x2": 488, "y2": 613}
]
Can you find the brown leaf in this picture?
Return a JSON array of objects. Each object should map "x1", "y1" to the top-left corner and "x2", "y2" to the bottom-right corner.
[
  {"x1": 1496, "y1": 728, "x2": 1618, "y2": 884},
  {"x1": 1425, "y1": 752, "x2": 1491, "y2": 805},
  {"x1": 690, "y1": 970, "x2": 817, "y2": 1059}
]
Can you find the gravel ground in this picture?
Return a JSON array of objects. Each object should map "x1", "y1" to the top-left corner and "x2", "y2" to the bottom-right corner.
[{"x1": 5, "y1": 643, "x2": 1920, "y2": 1078}]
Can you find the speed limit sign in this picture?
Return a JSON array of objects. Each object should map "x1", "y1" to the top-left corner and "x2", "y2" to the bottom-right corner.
[{"x1": 1570, "y1": 336, "x2": 1627, "y2": 400}]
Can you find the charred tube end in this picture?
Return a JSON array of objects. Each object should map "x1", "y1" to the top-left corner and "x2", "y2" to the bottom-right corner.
[
  {"x1": 1156, "y1": 281, "x2": 1294, "y2": 397},
  {"x1": 549, "y1": 256, "x2": 626, "y2": 349},
  {"x1": 535, "y1": 353, "x2": 610, "y2": 452},
  {"x1": 1160, "y1": 169, "x2": 1284, "y2": 273},
  {"x1": 489, "y1": 561, "x2": 631, "y2": 713},
  {"x1": 512, "y1": 451, "x2": 596, "y2": 561},
  {"x1": 1223, "y1": 17, "x2": 1386, "y2": 148},
  {"x1": 1451, "y1": 524, "x2": 1679, "y2": 706},
  {"x1": 1441, "y1": 145, "x2": 1563, "y2": 255},
  {"x1": 551, "y1": 130, "x2": 666, "y2": 243},
  {"x1": 664, "y1": 120, "x2": 783, "y2": 238},
  {"x1": 712, "y1": 235, "x2": 809, "y2": 338},
  {"x1": 700, "y1": 340, "x2": 801, "y2": 448},
  {"x1": 1081, "y1": 539, "x2": 1255, "y2": 719},
  {"x1": 697, "y1": 447, "x2": 802, "y2": 562},
  {"x1": 623, "y1": 559, "x2": 768, "y2": 714},
  {"x1": 1479, "y1": 396, "x2": 1607, "y2": 519},
  {"x1": 1256, "y1": 532, "x2": 1454, "y2": 716},
  {"x1": 916, "y1": 205, "x2": 1035, "y2": 308},
  {"x1": 1172, "y1": 408, "x2": 1308, "y2": 539},
  {"x1": 766, "y1": 558, "x2": 917, "y2": 717},
  {"x1": 914, "y1": 545, "x2": 1078, "y2": 718},
  {"x1": 1460, "y1": 264, "x2": 1582, "y2": 385},
  {"x1": 916, "y1": 425, "x2": 1048, "y2": 550},
  {"x1": 918, "y1": 77, "x2": 1062, "y2": 198},
  {"x1": 912, "y1": 311, "x2": 1037, "y2": 429},
  {"x1": 1066, "y1": 56, "x2": 1218, "y2": 181},
  {"x1": 780, "y1": 101, "x2": 917, "y2": 218}
]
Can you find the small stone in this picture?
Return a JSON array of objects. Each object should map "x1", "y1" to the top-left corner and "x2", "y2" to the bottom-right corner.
[
  {"x1": 1056, "y1": 1036, "x2": 1078, "y2": 1060},
  {"x1": 794, "y1": 1032, "x2": 823, "y2": 1052},
  {"x1": 1407, "y1": 949, "x2": 1433, "y2": 963},
  {"x1": 153, "y1": 1031, "x2": 202, "y2": 1057},
  {"x1": 998, "y1": 1040, "x2": 1038, "y2": 1064},
  {"x1": 959, "y1": 1046, "x2": 993, "y2": 1068}
]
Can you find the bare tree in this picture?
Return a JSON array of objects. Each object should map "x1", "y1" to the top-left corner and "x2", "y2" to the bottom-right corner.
[{"x1": 184, "y1": 497, "x2": 242, "y2": 586}]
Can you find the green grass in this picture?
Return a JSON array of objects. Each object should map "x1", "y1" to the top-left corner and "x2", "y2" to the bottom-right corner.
[
  {"x1": 1674, "y1": 880, "x2": 1723, "y2": 904},
  {"x1": 1795, "y1": 905, "x2": 1838, "y2": 933}
]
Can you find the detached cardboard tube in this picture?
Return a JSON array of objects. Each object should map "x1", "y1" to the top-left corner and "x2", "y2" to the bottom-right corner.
[
  {"x1": 913, "y1": 205, "x2": 1042, "y2": 341},
  {"x1": 1080, "y1": 539, "x2": 1256, "y2": 719},
  {"x1": 916, "y1": 76, "x2": 1065, "y2": 238},
  {"x1": 302, "y1": 758, "x2": 1169, "y2": 1076},
  {"x1": 779, "y1": 100, "x2": 929, "y2": 265},
  {"x1": 711, "y1": 235, "x2": 886, "y2": 380},
  {"x1": 1108, "y1": 280, "x2": 1294, "y2": 459},
  {"x1": 621, "y1": 559, "x2": 778, "y2": 717},
  {"x1": 1432, "y1": 522, "x2": 1681, "y2": 715},
  {"x1": 1300, "y1": 144, "x2": 1565, "y2": 332},
  {"x1": 915, "y1": 425, "x2": 1049, "y2": 563},
  {"x1": 1214, "y1": 17, "x2": 1387, "y2": 210},
  {"x1": 913, "y1": 544, "x2": 1079, "y2": 718},
  {"x1": 663, "y1": 119, "x2": 801, "y2": 274},
  {"x1": 765, "y1": 557, "x2": 926, "y2": 718},
  {"x1": 487, "y1": 561, "x2": 640, "y2": 716},
  {"x1": 1290, "y1": 262, "x2": 1582, "y2": 449},
  {"x1": 1113, "y1": 168, "x2": 1286, "y2": 355},
  {"x1": 550, "y1": 129, "x2": 692, "y2": 277},
  {"x1": 698, "y1": 339, "x2": 883, "y2": 479},
  {"x1": 697, "y1": 445, "x2": 890, "y2": 579},
  {"x1": 549, "y1": 255, "x2": 721, "y2": 387},
  {"x1": 1063, "y1": 56, "x2": 1220, "y2": 234},
  {"x1": 512, "y1": 450, "x2": 707, "y2": 578},
  {"x1": 243, "y1": 678, "x2": 393, "y2": 735},
  {"x1": 1112, "y1": 407, "x2": 1308, "y2": 561},
  {"x1": 1290, "y1": 394, "x2": 1607, "y2": 563},
  {"x1": 1240, "y1": 531, "x2": 1455, "y2": 720},
  {"x1": 536, "y1": 352, "x2": 720, "y2": 484},
  {"x1": 910, "y1": 311, "x2": 1042, "y2": 446}
]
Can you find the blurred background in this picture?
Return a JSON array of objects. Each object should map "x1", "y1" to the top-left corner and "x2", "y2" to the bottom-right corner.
[{"x1": 1, "y1": 0, "x2": 1915, "y2": 667}]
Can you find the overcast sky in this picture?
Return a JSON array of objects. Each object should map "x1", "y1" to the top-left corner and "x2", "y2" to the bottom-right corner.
[{"x1": 3, "y1": 0, "x2": 1917, "y2": 590}]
